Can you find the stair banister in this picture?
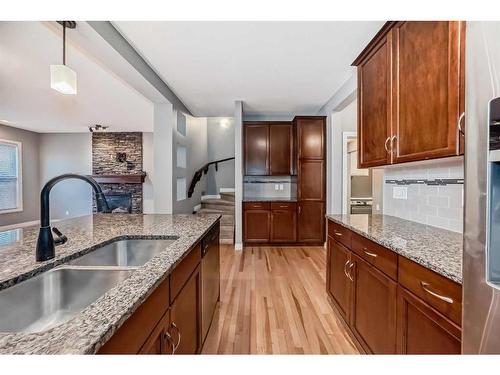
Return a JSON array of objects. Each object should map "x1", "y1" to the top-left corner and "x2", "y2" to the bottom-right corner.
[{"x1": 188, "y1": 157, "x2": 235, "y2": 198}]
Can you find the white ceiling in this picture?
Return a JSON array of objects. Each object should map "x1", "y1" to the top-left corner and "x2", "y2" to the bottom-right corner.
[
  {"x1": 114, "y1": 21, "x2": 384, "y2": 117},
  {"x1": 0, "y1": 21, "x2": 154, "y2": 133}
]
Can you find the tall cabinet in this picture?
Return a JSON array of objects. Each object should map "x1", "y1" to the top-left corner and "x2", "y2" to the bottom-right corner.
[{"x1": 295, "y1": 116, "x2": 326, "y2": 243}]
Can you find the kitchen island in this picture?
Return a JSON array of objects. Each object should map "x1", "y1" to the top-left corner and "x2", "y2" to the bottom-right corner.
[{"x1": 0, "y1": 213, "x2": 220, "y2": 354}]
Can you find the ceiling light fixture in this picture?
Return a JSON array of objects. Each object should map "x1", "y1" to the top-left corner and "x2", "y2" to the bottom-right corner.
[
  {"x1": 50, "y1": 21, "x2": 77, "y2": 95},
  {"x1": 89, "y1": 124, "x2": 109, "y2": 133}
]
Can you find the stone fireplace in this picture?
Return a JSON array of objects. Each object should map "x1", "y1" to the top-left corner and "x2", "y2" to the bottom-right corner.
[{"x1": 92, "y1": 132, "x2": 145, "y2": 214}]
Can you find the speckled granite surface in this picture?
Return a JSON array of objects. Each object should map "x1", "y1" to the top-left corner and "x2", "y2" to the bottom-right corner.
[
  {"x1": 0, "y1": 213, "x2": 220, "y2": 354},
  {"x1": 242, "y1": 197, "x2": 297, "y2": 202},
  {"x1": 327, "y1": 214, "x2": 463, "y2": 284}
]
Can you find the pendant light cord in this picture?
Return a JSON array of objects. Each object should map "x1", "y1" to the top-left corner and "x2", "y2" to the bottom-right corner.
[{"x1": 62, "y1": 22, "x2": 66, "y2": 65}]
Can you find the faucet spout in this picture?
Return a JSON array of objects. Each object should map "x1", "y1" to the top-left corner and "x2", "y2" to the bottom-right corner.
[{"x1": 36, "y1": 174, "x2": 110, "y2": 262}]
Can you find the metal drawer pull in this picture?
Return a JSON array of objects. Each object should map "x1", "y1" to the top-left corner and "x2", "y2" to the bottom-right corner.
[
  {"x1": 363, "y1": 249, "x2": 378, "y2": 258},
  {"x1": 420, "y1": 282, "x2": 454, "y2": 304},
  {"x1": 164, "y1": 331, "x2": 175, "y2": 354},
  {"x1": 348, "y1": 262, "x2": 354, "y2": 281},
  {"x1": 171, "y1": 322, "x2": 181, "y2": 352},
  {"x1": 458, "y1": 112, "x2": 465, "y2": 135},
  {"x1": 334, "y1": 231, "x2": 342, "y2": 237}
]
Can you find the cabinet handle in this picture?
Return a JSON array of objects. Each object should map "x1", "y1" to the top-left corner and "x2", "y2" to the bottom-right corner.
[
  {"x1": 363, "y1": 249, "x2": 378, "y2": 258},
  {"x1": 170, "y1": 322, "x2": 181, "y2": 352},
  {"x1": 344, "y1": 260, "x2": 350, "y2": 279},
  {"x1": 384, "y1": 137, "x2": 391, "y2": 153},
  {"x1": 334, "y1": 231, "x2": 342, "y2": 237},
  {"x1": 298, "y1": 206, "x2": 301, "y2": 214},
  {"x1": 164, "y1": 331, "x2": 175, "y2": 354},
  {"x1": 420, "y1": 281, "x2": 454, "y2": 304},
  {"x1": 458, "y1": 112, "x2": 465, "y2": 135},
  {"x1": 390, "y1": 135, "x2": 397, "y2": 152},
  {"x1": 348, "y1": 262, "x2": 354, "y2": 281},
  {"x1": 279, "y1": 205, "x2": 288, "y2": 208}
]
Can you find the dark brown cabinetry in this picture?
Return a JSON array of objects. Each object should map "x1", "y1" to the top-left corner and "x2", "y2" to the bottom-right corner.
[
  {"x1": 243, "y1": 202, "x2": 271, "y2": 243},
  {"x1": 98, "y1": 222, "x2": 220, "y2": 355},
  {"x1": 244, "y1": 123, "x2": 269, "y2": 175},
  {"x1": 326, "y1": 219, "x2": 462, "y2": 354},
  {"x1": 270, "y1": 202, "x2": 296, "y2": 243},
  {"x1": 243, "y1": 202, "x2": 297, "y2": 244},
  {"x1": 201, "y1": 224, "x2": 220, "y2": 344},
  {"x1": 297, "y1": 201, "x2": 324, "y2": 243},
  {"x1": 353, "y1": 21, "x2": 465, "y2": 167},
  {"x1": 269, "y1": 123, "x2": 292, "y2": 175},
  {"x1": 297, "y1": 117, "x2": 325, "y2": 159},
  {"x1": 298, "y1": 160, "x2": 325, "y2": 201}
]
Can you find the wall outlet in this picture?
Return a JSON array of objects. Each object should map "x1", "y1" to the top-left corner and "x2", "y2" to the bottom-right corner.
[
  {"x1": 65, "y1": 210, "x2": 70, "y2": 216},
  {"x1": 376, "y1": 204, "x2": 380, "y2": 211},
  {"x1": 279, "y1": 184, "x2": 284, "y2": 191},
  {"x1": 393, "y1": 186, "x2": 408, "y2": 200},
  {"x1": 274, "y1": 184, "x2": 279, "y2": 191}
]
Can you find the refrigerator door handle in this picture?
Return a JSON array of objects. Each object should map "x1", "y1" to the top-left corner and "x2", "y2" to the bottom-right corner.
[{"x1": 420, "y1": 281, "x2": 454, "y2": 304}]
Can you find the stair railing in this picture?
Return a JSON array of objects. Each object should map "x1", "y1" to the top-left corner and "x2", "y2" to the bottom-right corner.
[{"x1": 188, "y1": 157, "x2": 235, "y2": 198}]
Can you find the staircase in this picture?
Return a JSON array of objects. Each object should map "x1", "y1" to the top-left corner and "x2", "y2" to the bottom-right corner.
[{"x1": 196, "y1": 191, "x2": 234, "y2": 244}]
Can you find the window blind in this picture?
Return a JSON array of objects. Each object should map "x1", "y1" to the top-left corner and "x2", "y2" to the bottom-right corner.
[{"x1": 0, "y1": 142, "x2": 19, "y2": 211}]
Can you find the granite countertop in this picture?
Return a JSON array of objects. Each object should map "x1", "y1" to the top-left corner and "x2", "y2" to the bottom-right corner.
[
  {"x1": 326, "y1": 214, "x2": 463, "y2": 284},
  {"x1": 0, "y1": 213, "x2": 220, "y2": 354},
  {"x1": 243, "y1": 197, "x2": 297, "y2": 202}
]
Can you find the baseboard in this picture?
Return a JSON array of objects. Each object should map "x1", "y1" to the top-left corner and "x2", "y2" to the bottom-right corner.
[
  {"x1": 201, "y1": 194, "x2": 221, "y2": 201},
  {"x1": 234, "y1": 242, "x2": 243, "y2": 251},
  {"x1": 219, "y1": 188, "x2": 235, "y2": 193}
]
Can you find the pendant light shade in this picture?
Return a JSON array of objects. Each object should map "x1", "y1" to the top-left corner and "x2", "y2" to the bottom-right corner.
[
  {"x1": 51, "y1": 21, "x2": 77, "y2": 95},
  {"x1": 50, "y1": 64, "x2": 77, "y2": 95}
]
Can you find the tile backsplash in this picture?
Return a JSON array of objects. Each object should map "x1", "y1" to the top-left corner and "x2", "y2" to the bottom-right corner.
[
  {"x1": 383, "y1": 158, "x2": 464, "y2": 233},
  {"x1": 243, "y1": 176, "x2": 297, "y2": 199}
]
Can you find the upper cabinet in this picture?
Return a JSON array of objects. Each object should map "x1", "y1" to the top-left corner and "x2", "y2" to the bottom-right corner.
[
  {"x1": 353, "y1": 21, "x2": 466, "y2": 168},
  {"x1": 244, "y1": 121, "x2": 293, "y2": 176},
  {"x1": 296, "y1": 117, "x2": 325, "y2": 159}
]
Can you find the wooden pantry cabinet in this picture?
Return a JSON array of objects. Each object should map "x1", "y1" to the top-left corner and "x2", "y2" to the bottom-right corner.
[
  {"x1": 353, "y1": 21, "x2": 466, "y2": 168},
  {"x1": 326, "y1": 219, "x2": 462, "y2": 354}
]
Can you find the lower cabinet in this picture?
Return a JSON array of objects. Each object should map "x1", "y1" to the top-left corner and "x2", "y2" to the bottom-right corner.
[
  {"x1": 270, "y1": 203, "x2": 296, "y2": 242},
  {"x1": 170, "y1": 264, "x2": 202, "y2": 354},
  {"x1": 297, "y1": 201, "x2": 325, "y2": 243},
  {"x1": 326, "y1": 219, "x2": 462, "y2": 354},
  {"x1": 351, "y1": 254, "x2": 397, "y2": 354},
  {"x1": 244, "y1": 205, "x2": 271, "y2": 243},
  {"x1": 396, "y1": 286, "x2": 461, "y2": 354},
  {"x1": 139, "y1": 310, "x2": 172, "y2": 354},
  {"x1": 243, "y1": 202, "x2": 297, "y2": 244}
]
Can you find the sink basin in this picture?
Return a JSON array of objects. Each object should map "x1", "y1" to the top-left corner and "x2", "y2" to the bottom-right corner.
[
  {"x1": 69, "y1": 238, "x2": 177, "y2": 267},
  {"x1": 0, "y1": 266, "x2": 133, "y2": 333}
]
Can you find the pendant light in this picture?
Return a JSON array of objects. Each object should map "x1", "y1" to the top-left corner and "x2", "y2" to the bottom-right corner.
[{"x1": 50, "y1": 21, "x2": 77, "y2": 95}]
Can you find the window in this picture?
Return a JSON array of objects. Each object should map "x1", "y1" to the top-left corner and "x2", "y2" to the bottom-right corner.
[{"x1": 0, "y1": 140, "x2": 22, "y2": 213}]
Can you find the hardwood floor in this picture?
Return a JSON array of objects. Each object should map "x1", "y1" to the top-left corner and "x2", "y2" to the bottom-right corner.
[{"x1": 202, "y1": 245, "x2": 359, "y2": 354}]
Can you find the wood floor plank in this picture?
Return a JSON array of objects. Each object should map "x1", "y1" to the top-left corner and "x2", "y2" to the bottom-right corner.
[{"x1": 201, "y1": 245, "x2": 359, "y2": 354}]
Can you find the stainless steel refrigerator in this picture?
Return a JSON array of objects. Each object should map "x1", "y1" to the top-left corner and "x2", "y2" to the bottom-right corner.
[{"x1": 463, "y1": 21, "x2": 500, "y2": 353}]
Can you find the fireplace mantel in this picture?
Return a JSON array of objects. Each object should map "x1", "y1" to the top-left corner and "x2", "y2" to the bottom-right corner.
[{"x1": 92, "y1": 173, "x2": 146, "y2": 184}]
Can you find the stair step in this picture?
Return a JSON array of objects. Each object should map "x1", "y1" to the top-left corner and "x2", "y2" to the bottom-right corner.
[
  {"x1": 220, "y1": 224, "x2": 234, "y2": 243},
  {"x1": 202, "y1": 203, "x2": 235, "y2": 212},
  {"x1": 220, "y1": 192, "x2": 235, "y2": 202},
  {"x1": 201, "y1": 198, "x2": 234, "y2": 206},
  {"x1": 196, "y1": 209, "x2": 234, "y2": 225}
]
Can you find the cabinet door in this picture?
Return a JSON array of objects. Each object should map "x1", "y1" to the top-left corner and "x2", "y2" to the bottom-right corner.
[
  {"x1": 170, "y1": 265, "x2": 201, "y2": 354},
  {"x1": 357, "y1": 34, "x2": 392, "y2": 167},
  {"x1": 392, "y1": 21, "x2": 464, "y2": 163},
  {"x1": 298, "y1": 159, "x2": 325, "y2": 200},
  {"x1": 328, "y1": 239, "x2": 352, "y2": 321},
  {"x1": 269, "y1": 123, "x2": 292, "y2": 175},
  {"x1": 244, "y1": 209, "x2": 270, "y2": 243},
  {"x1": 297, "y1": 117, "x2": 325, "y2": 159},
  {"x1": 397, "y1": 286, "x2": 461, "y2": 354},
  {"x1": 139, "y1": 310, "x2": 172, "y2": 355},
  {"x1": 270, "y1": 209, "x2": 296, "y2": 242},
  {"x1": 297, "y1": 201, "x2": 325, "y2": 243},
  {"x1": 351, "y1": 254, "x2": 397, "y2": 354},
  {"x1": 244, "y1": 123, "x2": 269, "y2": 175}
]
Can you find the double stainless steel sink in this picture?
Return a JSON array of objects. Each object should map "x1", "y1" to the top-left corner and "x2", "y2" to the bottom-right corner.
[{"x1": 0, "y1": 238, "x2": 176, "y2": 334}]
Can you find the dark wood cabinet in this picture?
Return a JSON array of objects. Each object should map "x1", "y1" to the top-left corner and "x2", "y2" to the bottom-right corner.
[
  {"x1": 326, "y1": 218, "x2": 462, "y2": 354},
  {"x1": 397, "y1": 286, "x2": 461, "y2": 354},
  {"x1": 243, "y1": 205, "x2": 271, "y2": 243},
  {"x1": 270, "y1": 202, "x2": 296, "y2": 242},
  {"x1": 353, "y1": 21, "x2": 465, "y2": 167},
  {"x1": 297, "y1": 201, "x2": 324, "y2": 243},
  {"x1": 356, "y1": 32, "x2": 392, "y2": 168},
  {"x1": 351, "y1": 254, "x2": 397, "y2": 354},
  {"x1": 328, "y1": 240, "x2": 352, "y2": 321},
  {"x1": 170, "y1": 264, "x2": 202, "y2": 354},
  {"x1": 244, "y1": 123, "x2": 269, "y2": 175},
  {"x1": 139, "y1": 310, "x2": 172, "y2": 354},
  {"x1": 298, "y1": 160, "x2": 325, "y2": 201},
  {"x1": 296, "y1": 117, "x2": 325, "y2": 159},
  {"x1": 269, "y1": 122, "x2": 292, "y2": 175},
  {"x1": 392, "y1": 21, "x2": 464, "y2": 163}
]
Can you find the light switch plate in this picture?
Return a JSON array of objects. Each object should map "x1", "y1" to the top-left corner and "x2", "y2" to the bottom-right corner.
[
  {"x1": 275, "y1": 184, "x2": 279, "y2": 191},
  {"x1": 279, "y1": 184, "x2": 284, "y2": 191},
  {"x1": 393, "y1": 186, "x2": 408, "y2": 200}
]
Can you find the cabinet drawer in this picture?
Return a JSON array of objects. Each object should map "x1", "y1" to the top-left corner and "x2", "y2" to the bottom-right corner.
[
  {"x1": 170, "y1": 244, "x2": 201, "y2": 303},
  {"x1": 244, "y1": 202, "x2": 271, "y2": 210},
  {"x1": 327, "y1": 221, "x2": 352, "y2": 248},
  {"x1": 270, "y1": 202, "x2": 296, "y2": 210},
  {"x1": 398, "y1": 257, "x2": 462, "y2": 326},
  {"x1": 352, "y1": 233, "x2": 398, "y2": 280}
]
